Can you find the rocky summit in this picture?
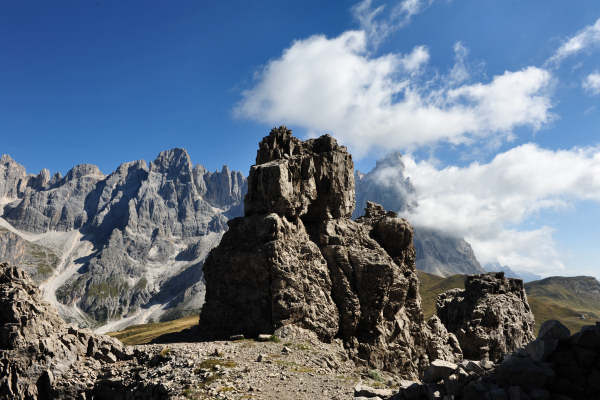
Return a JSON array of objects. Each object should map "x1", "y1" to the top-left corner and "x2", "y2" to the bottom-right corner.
[
  {"x1": 436, "y1": 272, "x2": 536, "y2": 362},
  {"x1": 200, "y1": 127, "x2": 462, "y2": 379}
]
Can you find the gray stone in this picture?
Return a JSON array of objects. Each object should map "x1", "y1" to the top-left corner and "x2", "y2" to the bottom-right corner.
[
  {"x1": 538, "y1": 320, "x2": 570, "y2": 341},
  {"x1": 437, "y1": 272, "x2": 535, "y2": 362},
  {"x1": 423, "y1": 359, "x2": 458, "y2": 383},
  {"x1": 354, "y1": 383, "x2": 393, "y2": 398}
]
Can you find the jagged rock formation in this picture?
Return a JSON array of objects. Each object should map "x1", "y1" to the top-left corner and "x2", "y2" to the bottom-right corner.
[
  {"x1": 0, "y1": 262, "x2": 139, "y2": 399},
  {"x1": 0, "y1": 149, "x2": 246, "y2": 328},
  {"x1": 353, "y1": 154, "x2": 484, "y2": 277},
  {"x1": 200, "y1": 127, "x2": 462, "y2": 379},
  {"x1": 2, "y1": 262, "x2": 385, "y2": 400},
  {"x1": 436, "y1": 272, "x2": 535, "y2": 362},
  {"x1": 391, "y1": 320, "x2": 600, "y2": 400}
]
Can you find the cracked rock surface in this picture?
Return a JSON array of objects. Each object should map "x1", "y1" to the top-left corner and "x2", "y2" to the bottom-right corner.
[
  {"x1": 436, "y1": 272, "x2": 536, "y2": 362},
  {"x1": 200, "y1": 127, "x2": 462, "y2": 379}
]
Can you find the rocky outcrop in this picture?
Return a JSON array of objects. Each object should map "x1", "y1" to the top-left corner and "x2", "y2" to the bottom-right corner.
[
  {"x1": 0, "y1": 149, "x2": 246, "y2": 327},
  {"x1": 0, "y1": 262, "x2": 139, "y2": 399},
  {"x1": 200, "y1": 127, "x2": 461, "y2": 379},
  {"x1": 353, "y1": 153, "x2": 484, "y2": 277},
  {"x1": 436, "y1": 272, "x2": 535, "y2": 362},
  {"x1": 391, "y1": 320, "x2": 600, "y2": 400}
]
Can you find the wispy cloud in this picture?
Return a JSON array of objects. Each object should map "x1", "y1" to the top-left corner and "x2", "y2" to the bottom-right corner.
[
  {"x1": 352, "y1": 0, "x2": 435, "y2": 46},
  {"x1": 547, "y1": 18, "x2": 600, "y2": 65},
  {"x1": 449, "y1": 41, "x2": 470, "y2": 85},
  {"x1": 583, "y1": 72, "x2": 600, "y2": 95},
  {"x1": 235, "y1": 31, "x2": 554, "y2": 158}
]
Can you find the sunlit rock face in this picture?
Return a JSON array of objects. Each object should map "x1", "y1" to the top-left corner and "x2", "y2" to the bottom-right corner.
[
  {"x1": 200, "y1": 127, "x2": 462, "y2": 379},
  {"x1": 437, "y1": 272, "x2": 536, "y2": 362}
]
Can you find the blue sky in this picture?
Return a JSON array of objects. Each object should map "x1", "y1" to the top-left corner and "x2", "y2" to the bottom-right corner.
[{"x1": 1, "y1": 1, "x2": 599, "y2": 277}]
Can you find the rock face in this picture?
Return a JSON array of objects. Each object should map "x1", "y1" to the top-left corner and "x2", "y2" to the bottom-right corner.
[
  {"x1": 436, "y1": 272, "x2": 536, "y2": 362},
  {"x1": 392, "y1": 320, "x2": 600, "y2": 400},
  {"x1": 200, "y1": 127, "x2": 462, "y2": 379},
  {"x1": 0, "y1": 262, "x2": 139, "y2": 399},
  {"x1": 0, "y1": 149, "x2": 246, "y2": 328},
  {"x1": 353, "y1": 154, "x2": 484, "y2": 277},
  {"x1": 413, "y1": 228, "x2": 485, "y2": 277},
  {"x1": 0, "y1": 227, "x2": 59, "y2": 282}
]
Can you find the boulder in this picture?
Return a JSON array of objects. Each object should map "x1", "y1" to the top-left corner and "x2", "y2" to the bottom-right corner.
[
  {"x1": 423, "y1": 359, "x2": 458, "y2": 383},
  {"x1": 436, "y1": 272, "x2": 535, "y2": 362}
]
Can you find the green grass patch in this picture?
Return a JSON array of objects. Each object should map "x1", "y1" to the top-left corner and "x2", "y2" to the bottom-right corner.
[
  {"x1": 107, "y1": 315, "x2": 198, "y2": 345},
  {"x1": 198, "y1": 358, "x2": 237, "y2": 370},
  {"x1": 269, "y1": 335, "x2": 281, "y2": 343}
]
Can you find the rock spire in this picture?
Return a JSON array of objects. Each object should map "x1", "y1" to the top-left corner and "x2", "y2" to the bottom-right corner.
[{"x1": 199, "y1": 127, "x2": 461, "y2": 378}]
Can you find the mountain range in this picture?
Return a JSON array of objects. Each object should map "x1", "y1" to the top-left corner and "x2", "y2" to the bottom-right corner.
[
  {"x1": 0, "y1": 149, "x2": 572, "y2": 332},
  {"x1": 0, "y1": 151, "x2": 245, "y2": 331}
]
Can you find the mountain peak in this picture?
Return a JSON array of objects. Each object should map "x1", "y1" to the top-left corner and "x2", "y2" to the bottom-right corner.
[
  {"x1": 65, "y1": 164, "x2": 104, "y2": 181},
  {"x1": 150, "y1": 148, "x2": 193, "y2": 179},
  {"x1": 0, "y1": 154, "x2": 15, "y2": 164}
]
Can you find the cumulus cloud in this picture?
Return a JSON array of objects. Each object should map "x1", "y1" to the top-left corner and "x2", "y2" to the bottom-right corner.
[
  {"x1": 235, "y1": 31, "x2": 554, "y2": 157},
  {"x1": 352, "y1": 0, "x2": 435, "y2": 45},
  {"x1": 400, "y1": 144, "x2": 600, "y2": 275},
  {"x1": 583, "y1": 72, "x2": 600, "y2": 95},
  {"x1": 548, "y1": 18, "x2": 600, "y2": 65}
]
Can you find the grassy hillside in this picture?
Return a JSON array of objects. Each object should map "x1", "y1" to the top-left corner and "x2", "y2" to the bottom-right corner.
[
  {"x1": 108, "y1": 272, "x2": 600, "y2": 345},
  {"x1": 417, "y1": 270, "x2": 465, "y2": 320},
  {"x1": 107, "y1": 315, "x2": 198, "y2": 345},
  {"x1": 417, "y1": 270, "x2": 600, "y2": 335}
]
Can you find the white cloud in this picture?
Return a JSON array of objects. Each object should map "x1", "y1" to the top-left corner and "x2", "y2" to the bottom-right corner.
[
  {"x1": 352, "y1": 0, "x2": 435, "y2": 45},
  {"x1": 400, "y1": 45, "x2": 430, "y2": 73},
  {"x1": 548, "y1": 18, "x2": 600, "y2": 65},
  {"x1": 449, "y1": 41, "x2": 469, "y2": 84},
  {"x1": 583, "y1": 72, "x2": 600, "y2": 95},
  {"x1": 235, "y1": 31, "x2": 554, "y2": 157},
  {"x1": 400, "y1": 144, "x2": 600, "y2": 275}
]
